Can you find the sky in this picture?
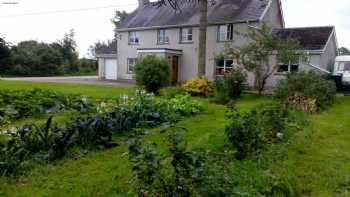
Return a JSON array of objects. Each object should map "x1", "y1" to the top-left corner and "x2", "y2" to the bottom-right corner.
[{"x1": 0, "y1": 0, "x2": 349, "y2": 57}]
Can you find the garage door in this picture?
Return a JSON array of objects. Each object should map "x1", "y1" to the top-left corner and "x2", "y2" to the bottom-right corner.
[{"x1": 105, "y1": 59, "x2": 117, "y2": 80}]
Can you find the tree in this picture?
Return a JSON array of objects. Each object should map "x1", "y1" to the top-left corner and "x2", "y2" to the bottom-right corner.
[
  {"x1": 338, "y1": 47, "x2": 350, "y2": 56},
  {"x1": 58, "y1": 29, "x2": 79, "y2": 72},
  {"x1": 111, "y1": 10, "x2": 129, "y2": 38},
  {"x1": 0, "y1": 37, "x2": 13, "y2": 74},
  {"x1": 151, "y1": 0, "x2": 214, "y2": 77},
  {"x1": 224, "y1": 24, "x2": 305, "y2": 95}
]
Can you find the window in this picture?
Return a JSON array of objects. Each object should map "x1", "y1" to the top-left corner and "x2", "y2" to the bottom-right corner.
[
  {"x1": 180, "y1": 28, "x2": 193, "y2": 43},
  {"x1": 158, "y1": 29, "x2": 169, "y2": 44},
  {"x1": 335, "y1": 62, "x2": 350, "y2": 71},
  {"x1": 216, "y1": 59, "x2": 234, "y2": 75},
  {"x1": 128, "y1": 32, "x2": 139, "y2": 44},
  {"x1": 218, "y1": 24, "x2": 233, "y2": 41},
  {"x1": 277, "y1": 60, "x2": 299, "y2": 73},
  {"x1": 127, "y1": 58, "x2": 137, "y2": 74}
]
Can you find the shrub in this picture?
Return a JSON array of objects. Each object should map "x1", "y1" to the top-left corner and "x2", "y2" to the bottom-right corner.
[
  {"x1": 215, "y1": 68, "x2": 247, "y2": 103},
  {"x1": 182, "y1": 76, "x2": 214, "y2": 97},
  {"x1": 134, "y1": 56, "x2": 170, "y2": 94},
  {"x1": 128, "y1": 128, "x2": 204, "y2": 196},
  {"x1": 275, "y1": 71, "x2": 336, "y2": 113},
  {"x1": 226, "y1": 102, "x2": 299, "y2": 160}
]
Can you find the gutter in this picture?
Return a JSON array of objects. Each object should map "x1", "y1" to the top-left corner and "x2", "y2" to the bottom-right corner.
[{"x1": 116, "y1": 20, "x2": 260, "y2": 32}]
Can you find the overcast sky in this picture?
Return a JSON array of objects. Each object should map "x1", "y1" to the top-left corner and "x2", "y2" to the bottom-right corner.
[{"x1": 0, "y1": 0, "x2": 349, "y2": 57}]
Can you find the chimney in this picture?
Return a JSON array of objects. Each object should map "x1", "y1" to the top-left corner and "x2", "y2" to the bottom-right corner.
[{"x1": 138, "y1": 0, "x2": 149, "y2": 7}]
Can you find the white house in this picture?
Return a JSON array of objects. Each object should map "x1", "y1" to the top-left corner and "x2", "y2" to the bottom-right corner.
[{"x1": 97, "y1": 0, "x2": 338, "y2": 88}]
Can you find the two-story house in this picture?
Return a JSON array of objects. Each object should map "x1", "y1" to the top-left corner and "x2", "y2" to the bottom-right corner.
[{"x1": 97, "y1": 0, "x2": 338, "y2": 88}]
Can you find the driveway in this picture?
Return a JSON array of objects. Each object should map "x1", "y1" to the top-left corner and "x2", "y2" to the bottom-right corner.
[{"x1": 0, "y1": 76, "x2": 135, "y2": 87}]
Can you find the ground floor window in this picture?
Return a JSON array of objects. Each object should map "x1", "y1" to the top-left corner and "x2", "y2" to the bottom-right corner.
[
  {"x1": 216, "y1": 59, "x2": 234, "y2": 75},
  {"x1": 277, "y1": 62, "x2": 299, "y2": 73},
  {"x1": 127, "y1": 58, "x2": 137, "y2": 74}
]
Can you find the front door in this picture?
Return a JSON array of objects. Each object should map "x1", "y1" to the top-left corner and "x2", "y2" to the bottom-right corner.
[{"x1": 171, "y1": 56, "x2": 179, "y2": 84}]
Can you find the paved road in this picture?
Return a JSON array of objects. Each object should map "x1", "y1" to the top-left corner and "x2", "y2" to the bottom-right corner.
[{"x1": 0, "y1": 76, "x2": 135, "y2": 87}]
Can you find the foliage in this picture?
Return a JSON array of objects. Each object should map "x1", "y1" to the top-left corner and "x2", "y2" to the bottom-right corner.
[
  {"x1": 215, "y1": 68, "x2": 247, "y2": 103},
  {"x1": 338, "y1": 47, "x2": 350, "y2": 56},
  {"x1": 159, "y1": 87, "x2": 187, "y2": 99},
  {"x1": 2, "y1": 30, "x2": 96, "y2": 76},
  {"x1": 182, "y1": 76, "x2": 214, "y2": 97},
  {"x1": 223, "y1": 24, "x2": 305, "y2": 94},
  {"x1": 0, "y1": 89, "x2": 94, "y2": 126},
  {"x1": 128, "y1": 127, "x2": 205, "y2": 197},
  {"x1": 275, "y1": 71, "x2": 336, "y2": 113},
  {"x1": 0, "y1": 90, "x2": 203, "y2": 177},
  {"x1": 134, "y1": 56, "x2": 170, "y2": 94},
  {"x1": 0, "y1": 37, "x2": 13, "y2": 75},
  {"x1": 226, "y1": 102, "x2": 301, "y2": 160}
]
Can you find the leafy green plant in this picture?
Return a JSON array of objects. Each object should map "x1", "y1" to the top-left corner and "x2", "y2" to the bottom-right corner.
[
  {"x1": 275, "y1": 71, "x2": 336, "y2": 113},
  {"x1": 128, "y1": 127, "x2": 204, "y2": 197},
  {"x1": 226, "y1": 102, "x2": 299, "y2": 160},
  {"x1": 134, "y1": 56, "x2": 170, "y2": 94},
  {"x1": 215, "y1": 68, "x2": 247, "y2": 103},
  {"x1": 0, "y1": 89, "x2": 95, "y2": 126}
]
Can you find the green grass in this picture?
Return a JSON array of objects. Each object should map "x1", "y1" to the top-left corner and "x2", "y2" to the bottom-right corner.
[
  {"x1": 0, "y1": 80, "x2": 134, "y2": 99},
  {"x1": 0, "y1": 81, "x2": 350, "y2": 197}
]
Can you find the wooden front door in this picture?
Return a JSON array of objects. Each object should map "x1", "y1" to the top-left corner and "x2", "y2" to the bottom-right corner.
[{"x1": 171, "y1": 56, "x2": 179, "y2": 84}]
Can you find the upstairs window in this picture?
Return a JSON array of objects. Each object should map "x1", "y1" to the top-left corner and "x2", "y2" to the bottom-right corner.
[
  {"x1": 128, "y1": 32, "x2": 140, "y2": 44},
  {"x1": 127, "y1": 58, "x2": 137, "y2": 74},
  {"x1": 216, "y1": 59, "x2": 234, "y2": 75},
  {"x1": 158, "y1": 29, "x2": 169, "y2": 44},
  {"x1": 218, "y1": 24, "x2": 233, "y2": 41},
  {"x1": 180, "y1": 28, "x2": 193, "y2": 43}
]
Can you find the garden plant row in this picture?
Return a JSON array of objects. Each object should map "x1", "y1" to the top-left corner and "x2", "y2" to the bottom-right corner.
[{"x1": 0, "y1": 90, "x2": 203, "y2": 177}]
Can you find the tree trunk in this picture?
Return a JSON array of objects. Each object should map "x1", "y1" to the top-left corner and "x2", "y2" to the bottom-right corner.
[{"x1": 198, "y1": 0, "x2": 207, "y2": 77}]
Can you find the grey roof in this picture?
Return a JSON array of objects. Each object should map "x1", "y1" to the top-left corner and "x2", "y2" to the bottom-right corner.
[
  {"x1": 275, "y1": 26, "x2": 335, "y2": 51},
  {"x1": 118, "y1": 0, "x2": 269, "y2": 30}
]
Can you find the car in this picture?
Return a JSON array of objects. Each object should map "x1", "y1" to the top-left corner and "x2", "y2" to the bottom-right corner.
[{"x1": 333, "y1": 56, "x2": 350, "y2": 86}]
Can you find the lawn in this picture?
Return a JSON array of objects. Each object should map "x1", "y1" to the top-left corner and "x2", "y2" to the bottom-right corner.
[{"x1": 0, "y1": 80, "x2": 349, "y2": 197}]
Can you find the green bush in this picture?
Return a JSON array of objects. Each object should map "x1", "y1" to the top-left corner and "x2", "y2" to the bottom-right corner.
[
  {"x1": 134, "y1": 56, "x2": 170, "y2": 94},
  {"x1": 226, "y1": 102, "x2": 299, "y2": 160},
  {"x1": 275, "y1": 71, "x2": 336, "y2": 113},
  {"x1": 159, "y1": 87, "x2": 186, "y2": 98},
  {"x1": 182, "y1": 76, "x2": 215, "y2": 97},
  {"x1": 215, "y1": 68, "x2": 247, "y2": 103}
]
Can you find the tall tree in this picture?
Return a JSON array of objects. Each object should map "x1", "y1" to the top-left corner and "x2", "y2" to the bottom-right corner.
[
  {"x1": 338, "y1": 47, "x2": 350, "y2": 56},
  {"x1": 58, "y1": 29, "x2": 79, "y2": 72},
  {"x1": 0, "y1": 37, "x2": 13, "y2": 74},
  {"x1": 223, "y1": 24, "x2": 305, "y2": 95},
  {"x1": 151, "y1": 0, "x2": 213, "y2": 77},
  {"x1": 111, "y1": 10, "x2": 129, "y2": 39}
]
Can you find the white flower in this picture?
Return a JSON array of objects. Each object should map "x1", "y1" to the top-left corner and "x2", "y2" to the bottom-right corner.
[{"x1": 277, "y1": 132, "x2": 284, "y2": 139}]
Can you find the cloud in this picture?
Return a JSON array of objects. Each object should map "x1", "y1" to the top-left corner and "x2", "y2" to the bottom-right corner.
[{"x1": 282, "y1": 0, "x2": 350, "y2": 48}]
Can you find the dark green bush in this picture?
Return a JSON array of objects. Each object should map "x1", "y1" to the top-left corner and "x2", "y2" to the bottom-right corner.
[
  {"x1": 275, "y1": 71, "x2": 336, "y2": 113},
  {"x1": 215, "y1": 68, "x2": 247, "y2": 103},
  {"x1": 134, "y1": 55, "x2": 170, "y2": 94},
  {"x1": 226, "y1": 102, "x2": 297, "y2": 160}
]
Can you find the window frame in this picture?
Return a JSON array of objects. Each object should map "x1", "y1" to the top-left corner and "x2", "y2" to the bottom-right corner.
[
  {"x1": 128, "y1": 32, "x2": 140, "y2": 45},
  {"x1": 216, "y1": 59, "x2": 234, "y2": 76},
  {"x1": 277, "y1": 60, "x2": 299, "y2": 73},
  {"x1": 158, "y1": 29, "x2": 169, "y2": 44},
  {"x1": 180, "y1": 27, "x2": 193, "y2": 43},
  {"x1": 217, "y1": 24, "x2": 233, "y2": 42},
  {"x1": 127, "y1": 58, "x2": 137, "y2": 74}
]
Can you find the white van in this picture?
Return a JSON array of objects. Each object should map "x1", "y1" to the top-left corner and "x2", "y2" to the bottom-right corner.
[{"x1": 334, "y1": 56, "x2": 350, "y2": 85}]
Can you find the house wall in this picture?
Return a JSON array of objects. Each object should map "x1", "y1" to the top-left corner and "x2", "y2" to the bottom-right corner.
[
  {"x1": 117, "y1": 22, "x2": 259, "y2": 81},
  {"x1": 261, "y1": 0, "x2": 284, "y2": 28},
  {"x1": 319, "y1": 32, "x2": 337, "y2": 71},
  {"x1": 98, "y1": 58, "x2": 105, "y2": 79}
]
